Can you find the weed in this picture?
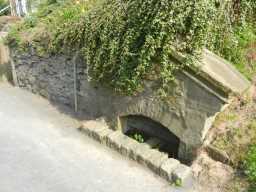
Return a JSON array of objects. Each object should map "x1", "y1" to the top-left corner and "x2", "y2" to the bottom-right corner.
[
  {"x1": 172, "y1": 178, "x2": 182, "y2": 187},
  {"x1": 133, "y1": 133, "x2": 145, "y2": 143}
]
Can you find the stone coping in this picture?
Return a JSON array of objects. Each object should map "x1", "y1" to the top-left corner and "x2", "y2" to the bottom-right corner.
[
  {"x1": 200, "y1": 49, "x2": 250, "y2": 94},
  {"x1": 170, "y1": 48, "x2": 250, "y2": 95},
  {"x1": 79, "y1": 120, "x2": 194, "y2": 185}
]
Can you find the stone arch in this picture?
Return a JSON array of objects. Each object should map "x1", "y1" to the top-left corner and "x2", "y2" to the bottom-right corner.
[
  {"x1": 116, "y1": 98, "x2": 186, "y2": 142},
  {"x1": 120, "y1": 114, "x2": 181, "y2": 159},
  {"x1": 113, "y1": 97, "x2": 200, "y2": 162}
]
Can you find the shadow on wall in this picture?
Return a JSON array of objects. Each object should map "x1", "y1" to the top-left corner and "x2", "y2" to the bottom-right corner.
[
  {"x1": 0, "y1": 37, "x2": 13, "y2": 82},
  {"x1": 121, "y1": 115, "x2": 181, "y2": 161},
  {"x1": 0, "y1": 62, "x2": 13, "y2": 82}
]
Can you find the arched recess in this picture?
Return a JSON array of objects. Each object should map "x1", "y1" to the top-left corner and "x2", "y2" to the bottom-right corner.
[
  {"x1": 113, "y1": 96, "x2": 199, "y2": 162},
  {"x1": 120, "y1": 115, "x2": 181, "y2": 160}
]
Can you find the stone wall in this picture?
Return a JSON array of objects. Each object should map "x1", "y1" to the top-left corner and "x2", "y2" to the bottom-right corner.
[
  {"x1": 11, "y1": 48, "x2": 226, "y2": 161},
  {"x1": 0, "y1": 32, "x2": 13, "y2": 82}
]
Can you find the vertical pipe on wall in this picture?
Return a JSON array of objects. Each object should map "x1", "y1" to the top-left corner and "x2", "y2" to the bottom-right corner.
[{"x1": 73, "y1": 53, "x2": 78, "y2": 113}]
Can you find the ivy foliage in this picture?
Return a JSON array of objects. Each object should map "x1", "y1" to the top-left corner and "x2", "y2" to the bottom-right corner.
[
  {"x1": 6, "y1": 0, "x2": 256, "y2": 94},
  {"x1": 49, "y1": 0, "x2": 218, "y2": 94}
]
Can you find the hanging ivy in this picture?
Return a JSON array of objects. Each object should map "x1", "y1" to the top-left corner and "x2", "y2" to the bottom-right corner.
[
  {"x1": 6, "y1": 0, "x2": 256, "y2": 95},
  {"x1": 50, "y1": 0, "x2": 217, "y2": 94}
]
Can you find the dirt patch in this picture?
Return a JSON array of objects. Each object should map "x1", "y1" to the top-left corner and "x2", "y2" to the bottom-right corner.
[
  {"x1": 200, "y1": 79, "x2": 256, "y2": 191},
  {"x1": 192, "y1": 151, "x2": 234, "y2": 192},
  {"x1": 0, "y1": 33, "x2": 12, "y2": 82},
  {"x1": 246, "y1": 42, "x2": 256, "y2": 72},
  {"x1": 0, "y1": 16, "x2": 20, "y2": 31},
  {"x1": 207, "y1": 83, "x2": 256, "y2": 166}
]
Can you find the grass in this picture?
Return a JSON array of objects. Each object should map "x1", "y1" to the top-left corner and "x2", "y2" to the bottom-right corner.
[
  {"x1": 231, "y1": 25, "x2": 256, "y2": 80},
  {"x1": 212, "y1": 112, "x2": 256, "y2": 166},
  {"x1": 206, "y1": 13, "x2": 256, "y2": 81},
  {"x1": 245, "y1": 145, "x2": 256, "y2": 184},
  {"x1": 0, "y1": 0, "x2": 8, "y2": 9},
  {"x1": 212, "y1": 24, "x2": 256, "y2": 81},
  {"x1": 211, "y1": 89, "x2": 256, "y2": 191}
]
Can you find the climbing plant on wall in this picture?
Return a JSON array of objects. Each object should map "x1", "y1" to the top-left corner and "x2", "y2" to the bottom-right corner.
[
  {"x1": 6, "y1": 0, "x2": 256, "y2": 94},
  {"x1": 50, "y1": 0, "x2": 218, "y2": 95}
]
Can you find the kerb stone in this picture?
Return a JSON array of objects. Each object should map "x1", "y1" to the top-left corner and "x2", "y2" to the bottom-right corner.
[
  {"x1": 145, "y1": 150, "x2": 168, "y2": 174},
  {"x1": 160, "y1": 158, "x2": 180, "y2": 181},
  {"x1": 172, "y1": 164, "x2": 193, "y2": 183}
]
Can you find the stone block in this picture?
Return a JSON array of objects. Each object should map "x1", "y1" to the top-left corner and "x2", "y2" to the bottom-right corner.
[
  {"x1": 82, "y1": 123, "x2": 102, "y2": 137},
  {"x1": 171, "y1": 164, "x2": 192, "y2": 184},
  {"x1": 93, "y1": 128, "x2": 113, "y2": 143},
  {"x1": 132, "y1": 143, "x2": 153, "y2": 164},
  {"x1": 81, "y1": 121, "x2": 112, "y2": 143},
  {"x1": 160, "y1": 158, "x2": 180, "y2": 181},
  {"x1": 119, "y1": 137, "x2": 140, "y2": 158},
  {"x1": 106, "y1": 131, "x2": 126, "y2": 151},
  {"x1": 145, "y1": 150, "x2": 169, "y2": 174}
]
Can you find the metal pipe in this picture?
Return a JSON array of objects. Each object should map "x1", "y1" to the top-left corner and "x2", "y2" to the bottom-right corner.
[{"x1": 73, "y1": 53, "x2": 78, "y2": 113}]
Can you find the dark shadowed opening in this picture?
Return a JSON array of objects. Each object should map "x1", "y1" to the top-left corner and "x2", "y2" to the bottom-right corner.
[{"x1": 121, "y1": 115, "x2": 180, "y2": 159}]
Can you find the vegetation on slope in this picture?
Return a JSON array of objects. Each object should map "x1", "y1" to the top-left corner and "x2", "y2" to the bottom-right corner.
[
  {"x1": 0, "y1": 0, "x2": 8, "y2": 9},
  {"x1": 6, "y1": 0, "x2": 256, "y2": 95},
  {"x1": 207, "y1": 0, "x2": 256, "y2": 80},
  {"x1": 0, "y1": 0, "x2": 9, "y2": 16},
  {"x1": 245, "y1": 145, "x2": 256, "y2": 185},
  {"x1": 210, "y1": 86, "x2": 256, "y2": 191}
]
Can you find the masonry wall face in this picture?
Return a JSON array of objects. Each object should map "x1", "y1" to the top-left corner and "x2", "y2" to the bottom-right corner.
[
  {"x1": 11, "y1": 48, "x2": 226, "y2": 160},
  {"x1": 0, "y1": 35, "x2": 12, "y2": 82}
]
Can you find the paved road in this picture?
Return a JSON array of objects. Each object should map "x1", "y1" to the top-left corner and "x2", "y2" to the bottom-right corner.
[{"x1": 0, "y1": 83, "x2": 195, "y2": 192}]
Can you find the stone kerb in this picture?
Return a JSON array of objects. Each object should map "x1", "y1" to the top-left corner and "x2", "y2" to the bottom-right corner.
[{"x1": 80, "y1": 119, "x2": 195, "y2": 185}]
